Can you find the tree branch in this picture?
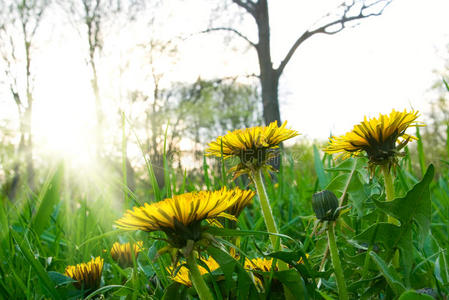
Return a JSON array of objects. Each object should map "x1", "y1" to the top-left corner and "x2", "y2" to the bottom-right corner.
[
  {"x1": 198, "y1": 27, "x2": 257, "y2": 48},
  {"x1": 276, "y1": 0, "x2": 392, "y2": 76},
  {"x1": 232, "y1": 0, "x2": 256, "y2": 17}
]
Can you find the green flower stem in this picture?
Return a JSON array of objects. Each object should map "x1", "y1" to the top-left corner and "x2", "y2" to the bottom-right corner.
[
  {"x1": 186, "y1": 251, "x2": 214, "y2": 300},
  {"x1": 381, "y1": 166, "x2": 401, "y2": 267},
  {"x1": 382, "y1": 166, "x2": 394, "y2": 202},
  {"x1": 381, "y1": 166, "x2": 398, "y2": 224},
  {"x1": 327, "y1": 222, "x2": 349, "y2": 300},
  {"x1": 252, "y1": 169, "x2": 288, "y2": 271},
  {"x1": 252, "y1": 169, "x2": 279, "y2": 249}
]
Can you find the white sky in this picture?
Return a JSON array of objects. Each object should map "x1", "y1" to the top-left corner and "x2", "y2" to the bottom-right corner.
[
  {"x1": 1, "y1": 0, "x2": 449, "y2": 162},
  {"x1": 272, "y1": 0, "x2": 449, "y2": 139}
]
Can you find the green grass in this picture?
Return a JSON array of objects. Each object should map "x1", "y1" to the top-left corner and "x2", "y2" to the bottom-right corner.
[{"x1": 1, "y1": 139, "x2": 448, "y2": 299}]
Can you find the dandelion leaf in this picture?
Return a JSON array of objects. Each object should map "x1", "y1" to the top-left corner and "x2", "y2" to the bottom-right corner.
[
  {"x1": 373, "y1": 164, "x2": 434, "y2": 244},
  {"x1": 370, "y1": 252, "x2": 406, "y2": 295}
]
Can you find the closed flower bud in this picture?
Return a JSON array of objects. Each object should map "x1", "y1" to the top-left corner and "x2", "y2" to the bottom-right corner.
[{"x1": 312, "y1": 190, "x2": 339, "y2": 221}]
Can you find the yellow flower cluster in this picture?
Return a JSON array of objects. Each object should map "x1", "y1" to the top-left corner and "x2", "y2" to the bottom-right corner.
[{"x1": 107, "y1": 111, "x2": 420, "y2": 295}]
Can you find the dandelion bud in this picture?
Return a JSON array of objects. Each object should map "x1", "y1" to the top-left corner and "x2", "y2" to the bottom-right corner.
[{"x1": 312, "y1": 190, "x2": 339, "y2": 221}]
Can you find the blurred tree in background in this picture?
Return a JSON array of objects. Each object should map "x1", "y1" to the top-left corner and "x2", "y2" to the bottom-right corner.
[
  {"x1": 123, "y1": 77, "x2": 261, "y2": 195},
  {"x1": 0, "y1": 0, "x2": 50, "y2": 197},
  {"x1": 418, "y1": 65, "x2": 449, "y2": 174}
]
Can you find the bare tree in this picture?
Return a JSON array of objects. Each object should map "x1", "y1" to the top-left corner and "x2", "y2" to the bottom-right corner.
[
  {"x1": 203, "y1": 0, "x2": 392, "y2": 126},
  {"x1": 82, "y1": 0, "x2": 104, "y2": 157},
  {"x1": 0, "y1": 0, "x2": 49, "y2": 196}
]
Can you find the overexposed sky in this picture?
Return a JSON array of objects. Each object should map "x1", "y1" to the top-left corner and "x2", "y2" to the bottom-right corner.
[{"x1": 274, "y1": 0, "x2": 449, "y2": 139}]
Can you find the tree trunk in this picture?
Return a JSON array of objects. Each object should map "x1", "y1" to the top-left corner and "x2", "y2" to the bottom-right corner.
[
  {"x1": 254, "y1": 0, "x2": 281, "y2": 126},
  {"x1": 91, "y1": 62, "x2": 103, "y2": 158},
  {"x1": 254, "y1": 0, "x2": 282, "y2": 170},
  {"x1": 7, "y1": 112, "x2": 26, "y2": 200},
  {"x1": 260, "y1": 70, "x2": 281, "y2": 126},
  {"x1": 25, "y1": 35, "x2": 34, "y2": 190}
]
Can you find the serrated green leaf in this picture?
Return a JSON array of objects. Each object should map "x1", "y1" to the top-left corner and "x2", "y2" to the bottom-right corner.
[
  {"x1": 370, "y1": 252, "x2": 405, "y2": 295},
  {"x1": 373, "y1": 165, "x2": 434, "y2": 243},
  {"x1": 353, "y1": 222, "x2": 401, "y2": 250},
  {"x1": 353, "y1": 222, "x2": 413, "y2": 280}
]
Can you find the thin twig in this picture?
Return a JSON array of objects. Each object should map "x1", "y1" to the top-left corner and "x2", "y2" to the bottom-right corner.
[{"x1": 198, "y1": 27, "x2": 257, "y2": 48}]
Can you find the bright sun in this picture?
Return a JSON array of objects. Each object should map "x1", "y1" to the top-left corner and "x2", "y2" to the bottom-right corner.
[{"x1": 32, "y1": 43, "x2": 97, "y2": 166}]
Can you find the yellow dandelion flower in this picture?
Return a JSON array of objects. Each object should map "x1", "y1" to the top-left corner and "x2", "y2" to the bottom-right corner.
[
  {"x1": 206, "y1": 188, "x2": 255, "y2": 228},
  {"x1": 244, "y1": 256, "x2": 308, "y2": 288},
  {"x1": 324, "y1": 109, "x2": 421, "y2": 171},
  {"x1": 167, "y1": 256, "x2": 220, "y2": 287},
  {"x1": 115, "y1": 187, "x2": 250, "y2": 247},
  {"x1": 244, "y1": 257, "x2": 277, "y2": 272},
  {"x1": 110, "y1": 241, "x2": 144, "y2": 268},
  {"x1": 65, "y1": 257, "x2": 103, "y2": 290},
  {"x1": 207, "y1": 121, "x2": 299, "y2": 176},
  {"x1": 244, "y1": 257, "x2": 276, "y2": 288},
  {"x1": 226, "y1": 188, "x2": 255, "y2": 218},
  {"x1": 297, "y1": 253, "x2": 310, "y2": 264}
]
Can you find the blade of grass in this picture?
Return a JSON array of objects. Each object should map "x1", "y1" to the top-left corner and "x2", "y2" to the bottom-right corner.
[
  {"x1": 203, "y1": 155, "x2": 211, "y2": 190},
  {"x1": 128, "y1": 118, "x2": 161, "y2": 202},
  {"x1": 163, "y1": 122, "x2": 171, "y2": 198},
  {"x1": 32, "y1": 164, "x2": 63, "y2": 236},
  {"x1": 313, "y1": 145, "x2": 329, "y2": 190},
  {"x1": 11, "y1": 229, "x2": 60, "y2": 299},
  {"x1": 415, "y1": 126, "x2": 426, "y2": 176}
]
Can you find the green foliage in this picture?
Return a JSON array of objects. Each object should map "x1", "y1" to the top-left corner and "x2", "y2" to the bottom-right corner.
[{"x1": 2, "y1": 139, "x2": 449, "y2": 299}]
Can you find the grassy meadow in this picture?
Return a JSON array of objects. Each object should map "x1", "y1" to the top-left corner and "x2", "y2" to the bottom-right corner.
[{"x1": 1, "y1": 124, "x2": 448, "y2": 300}]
